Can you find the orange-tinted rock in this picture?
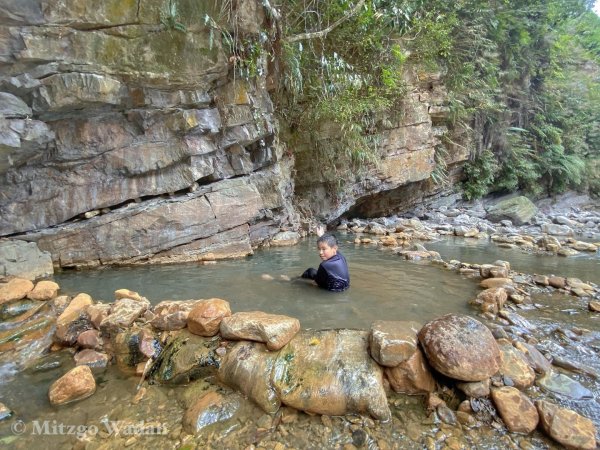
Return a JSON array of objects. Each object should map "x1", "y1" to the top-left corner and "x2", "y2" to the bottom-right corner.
[
  {"x1": 114, "y1": 289, "x2": 145, "y2": 302},
  {"x1": 385, "y1": 347, "x2": 435, "y2": 395},
  {"x1": 491, "y1": 386, "x2": 538, "y2": 434},
  {"x1": 498, "y1": 340, "x2": 535, "y2": 389},
  {"x1": 220, "y1": 311, "x2": 300, "y2": 351},
  {"x1": 418, "y1": 314, "x2": 501, "y2": 382},
  {"x1": 87, "y1": 303, "x2": 111, "y2": 329},
  {"x1": 536, "y1": 400, "x2": 597, "y2": 449},
  {"x1": 187, "y1": 298, "x2": 232, "y2": 336},
  {"x1": 48, "y1": 365, "x2": 96, "y2": 405},
  {"x1": 589, "y1": 301, "x2": 600, "y2": 313},
  {"x1": 27, "y1": 280, "x2": 59, "y2": 301},
  {"x1": 456, "y1": 379, "x2": 490, "y2": 398},
  {"x1": 480, "y1": 278, "x2": 513, "y2": 289},
  {"x1": 0, "y1": 278, "x2": 34, "y2": 305},
  {"x1": 151, "y1": 299, "x2": 203, "y2": 331}
]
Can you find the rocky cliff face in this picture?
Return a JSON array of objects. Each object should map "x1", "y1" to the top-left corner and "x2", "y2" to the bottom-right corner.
[
  {"x1": 0, "y1": 0, "x2": 466, "y2": 271},
  {"x1": 0, "y1": 0, "x2": 296, "y2": 268}
]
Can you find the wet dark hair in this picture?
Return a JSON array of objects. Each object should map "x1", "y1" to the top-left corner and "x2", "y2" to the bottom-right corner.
[{"x1": 317, "y1": 233, "x2": 338, "y2": 248}]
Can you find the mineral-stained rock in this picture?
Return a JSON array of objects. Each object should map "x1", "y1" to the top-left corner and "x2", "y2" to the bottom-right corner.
[
  {"x1": 187, "y1": 298, "x2": 232, "y2": 336},
  {"x1": 536, "y1": 400, "x2": 597, "y2": 449},
  {"x1": 27, "y1": 280, "x2": 59, "y2": 301},
  {"x1": 183, "y1": 391, "x2": 241, "y2": 434},
  {"x1": 220, "y1": 311, "x2": 300, "y2": 351},
  {"x1": 217, "y1": 340, "x2": 281, "y2": 414},
  {"x1": 418, "y1": 314, "x2": 501, "y2": 382},
  {"x1": 471, "y1": 288, "x2": 507, "y2": 314},
  {"x1": 112, "y1": 328, "x2": 154, "y2": 374},
  {"x1": 76, "y1": 329, "x2": 103, "y2": 351},
  {"x1": 55, "y1": 293, "x2": 94, "y2": 345},
  {"x1": 272, "y1": 329, "x2": 391, "y2": 421},
  {"x1": 497, "y1": 340, "x2": 535, "y2": 389},
  {"x1": 74, "y1": 349, "x2": 109, "y2": 369},
  {"x1": 385, "y1": 347, "x2": 436, "y2": 395},
  {"x1": 480, "y1": 278, "x2": 513, "y2": 289},
  {"x1": 0, "y1": 278, "x2": 34, "y2": 305},
  {"x1": 149, "y1": 329, "x2": 220, "y2": 384},
  {"x1": 100, "y1": 297, "x2": 150, "y2": 335},
  {"x1": 368, "y1": 320, "x2": 421, "y2": 367},
  {"x1": 87, "y1": 303, "x2": 111, "y2": 329},
  {"x1": 513, "y1": 341, "x2": 552, "y2": 374},
  {"x1": 491, "y1": 386, "x2": 538, "y2": 434},
  {"x1": 151, "y1": 299, "x2": 204, "y2": 331},
  {"x1": 48, "y1": 365, "x2": 96, "y2": 406}
]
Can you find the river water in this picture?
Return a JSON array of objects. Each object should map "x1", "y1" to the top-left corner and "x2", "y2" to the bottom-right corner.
[{"x1": 0, "y1": 234, "x2": 598, "y2": 449}]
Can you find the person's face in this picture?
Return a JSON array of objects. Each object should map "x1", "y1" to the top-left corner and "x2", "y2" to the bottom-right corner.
[{"x1": 318, "y1": 242, "x2": 337, "y2": 261}]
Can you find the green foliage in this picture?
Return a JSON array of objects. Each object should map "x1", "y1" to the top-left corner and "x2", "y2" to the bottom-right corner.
[
  {"x1": 160, "y1": 0, "x2": 187, "y2": 32},
  {"x1": 462, "y1": 149, "x2": 498, "y2": 200}
]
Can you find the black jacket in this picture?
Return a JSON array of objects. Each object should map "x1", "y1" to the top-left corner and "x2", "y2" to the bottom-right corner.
[{"x1": 302, "y1": 252, "x2": 350, "y2": 292}]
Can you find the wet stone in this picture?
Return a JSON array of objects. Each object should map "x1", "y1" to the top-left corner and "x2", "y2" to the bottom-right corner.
[
  {"x1": 536, "y1": 371, "x2": 593, "y2": 400},
  {"x1": 27, "y1": 280, "x2": 59, "y2": 301},
  {"x1": 497, "y1": 340, "x2": 535, "y2": 390},
  {"x1": 456, "y1": 379, "x2": 490, "y2": 398},
  {"x1": 220, "y1": 311, "x2": 300, "y2": 351},
  {"x1": 536, "y1": 400, "x2": 597, "y2": 450},
  {"x1": 491, "y1": 386, "x2": 538, "y2": 434},
  {"x1": 418, "y1": 314, "x2": 501, "y2": 382},
  {"x1": 187, "y1": 298, "x2": 232, "y2": 337},
  {"x1": 368, "y1": 320, "x2": 421, "y2": 367},
  {"x1": 182, "y1": 391, "x2": 241, "y2": 434},
  {"x1": 48, "y1": 365, "x2": 96, "y2": 406},
  {"x1": 150, "y1": 299, "x2": 203, "y2": 331},
  {"x1": 385, "y1": 347, "x2": 436, "y2": 395},
  {"x1": 74, "y1": 349, "x2": 109, "y2": 368},
  {"x1": 0, "y1": 278, "x2": 34, "y2": 304}
]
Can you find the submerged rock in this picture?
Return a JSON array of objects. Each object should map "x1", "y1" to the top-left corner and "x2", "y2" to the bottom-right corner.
[
  {"x1": 491, "y1": 386, "x2": 538, "y2": 434},
  {"x1": 220, "y1": 311, "x2": 300, "y2": 351},
  {"x1": 48, "y1": 365, "x2": 96, "y2": 406},
  {"x1": 536, "y1": 371, "x2": 593, "y2": 400},
  {"x1": 418, "y1": 314, "x2": 501, "y2": 382},
  {"x1": 536, "y1": 400, "x2": 597, "y2": 450},
  {"x1": 73, "y1": 349, "x2": 109, "y2": 369},
  {"x1": 183, "y1": 391, "x2": 241, "y2": 433}
]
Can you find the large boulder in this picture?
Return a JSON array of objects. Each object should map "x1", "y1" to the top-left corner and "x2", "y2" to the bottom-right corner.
[
  {"x1": 217, "y1": 341, "x2": 281, "y2": 414},
  {"x1": 272, "y1": 329, "x2": 391, "y2": 421},
  {"x1": 48, "y1": 365, "x2": 96, "y2": 406},
  {"x1": 536, "y1": 400, "x2": 597, "y2": 450},
  {"x1": 486, "y1": 196, "x2": 537, "y2": 225},
  {"x1": 418, "y1": 314, "x2": 501, "y2": 382},
  {"x1": 220, "y1": 311, "x2": 300, "y2": 351},
  {"x1": 0, "y1": 240, "x2": 53, "y2": 281}
]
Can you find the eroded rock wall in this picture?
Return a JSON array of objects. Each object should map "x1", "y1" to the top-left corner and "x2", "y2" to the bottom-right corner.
[{"x1": 0, "y1": 0, "x2": 296, "y2": 267}]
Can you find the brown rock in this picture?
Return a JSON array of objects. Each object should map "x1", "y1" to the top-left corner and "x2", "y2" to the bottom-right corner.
[
  {"x1": 536, "y1": 400, "x2": 597, "y2": 449},
  {"x1": 480, "y1": 278, "x2": 513, "y2": 289},
  {"x1": 548, "y1": 276, "x2": 566, "y2": 289},
  {"x1": 187, "y1": 298, "x2": 232, "y2": 336},
  {"x1": 76, "y1": 329, "x2": 103, "y2": 350},
  {"x1": 533, "y1": 274, "x2": 549, "y2": 286},
  {"x1": 513, "y1": 341, "x2": 552, "y2": 374},
  {"x1": 55, "y1": 293, "x2": 94, "y2": 345},
  {"x1": 480, "y1": 265, "x2": 508, "y2": 279},
  {"x1": 74, "y1": 349, "x2": 109, "y2": 368},
  {"x1": 48, "y1": 365, "x2": 96, "y2": 405},
  {"x1": 220, "y1": 311, "x2": 300, "y2": 351},
  {"x1": 151, "y1": 299, "x2": 203, "y2": 331},
  {"x1": 87, "y1": 303, "x2": 111, "y2": 329},
  {"x1": 27, "y1": 280, "x2": 59, "y2": 301},
  {"x1": 385, "y1": 347, "x2": 435, "y2": 395},
  {"x1": 491, "y1": 386, "x2": 538, "y2": 434},
  {"x1": 456, "y1": 379, "x2": 491, "y2": 398},
  {"x1": 0, "y1": 278, "x2": 34, "y2": 305},
  {"x1": 100, "y1": 297, "x2": 150, "y2": 334},
  {"x1": 418, "y1": 314, "x2": 501, "y2": 382},
  {"x1": 182, "y1": 391, "x2": 240, "y2": 433},
  {"x1": 114, "y1": 289, "x2": 145, "y2": 302},
  {"x1": 57, "y1": 293, "x2": 93, "y2": 326},
  {"x1": 498, "y1": 340, "x2": 535, "y2": 389},
  {"x1": 588, "y1": 301, "x2": 600, "y2": 313},
  {"x1": 368, "y1": 320, "x2": 421, "y2": 367}
]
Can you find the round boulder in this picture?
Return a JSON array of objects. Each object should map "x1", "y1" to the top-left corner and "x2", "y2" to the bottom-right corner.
[{"x1": 418, "y1": 314, "x2": 501, "y2": 382}]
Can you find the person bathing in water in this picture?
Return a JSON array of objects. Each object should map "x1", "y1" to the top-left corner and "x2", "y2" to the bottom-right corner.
[{"x1": 301, "y1": 226, "x2": 350, "y2": 292}]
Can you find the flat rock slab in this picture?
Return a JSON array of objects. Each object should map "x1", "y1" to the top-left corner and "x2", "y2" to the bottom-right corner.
[
  {"x1": 498, "y1": 340, "x2": 535, "y2": 389},
  {"x1": 220, "y1": 311, "x2": 300, "y2": 351},
  {"x1": 491, "y1": 386, "x2": 538, "y2": 434},
  {"x1": 418, "y1": 314, "x2": 501, "y2": 382},
  {"x1": 536, "y1": 371, "x2": 593, "y2": 400},
  {"x1": 536, "y1": 400, "x2": 597, "y2": 450},
  {"x1": 183, "y1": 391, "x2": 241, "y2": 434}
]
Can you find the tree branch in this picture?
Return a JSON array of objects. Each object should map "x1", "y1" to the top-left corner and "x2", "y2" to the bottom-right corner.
[{"x1": 285, "y1": 0, "x2": 366, "y2": 43}]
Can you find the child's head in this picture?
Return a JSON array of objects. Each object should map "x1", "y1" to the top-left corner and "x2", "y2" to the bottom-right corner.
[{"x1": 317, "y1": 233, "x2": 338, "y2": 261}]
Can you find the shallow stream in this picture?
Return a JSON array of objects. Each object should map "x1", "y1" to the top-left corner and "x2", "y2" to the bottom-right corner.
[{"x1": 0, "y1": 235, "x2": 598, "y2": 449}]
